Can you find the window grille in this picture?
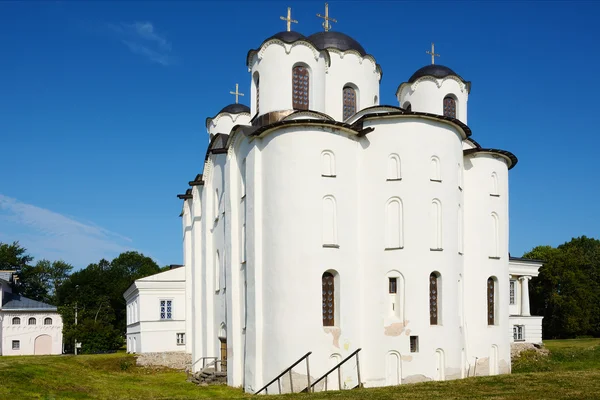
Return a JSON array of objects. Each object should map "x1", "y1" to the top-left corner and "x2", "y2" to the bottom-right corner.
[
  {"x1": 343, "y1": 86, "x2": 356, "y2": 119},
  {"x1": 292, "y1": 66, "x2": 309, "y2": 110},
  {"x1": 443, "y1": 97, "x2": 456, "y2": 118},
  {"x1": 322, "y1": 272, "x2": 335, "y2": 326},
  {"x1": 160, "y1": 300, "x2": 172, "y2": 320}
]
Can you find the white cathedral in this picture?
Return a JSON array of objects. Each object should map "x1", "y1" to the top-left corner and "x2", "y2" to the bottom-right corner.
[{"x1": 127, "y1": 4, "x2": 545, "y2": 394}]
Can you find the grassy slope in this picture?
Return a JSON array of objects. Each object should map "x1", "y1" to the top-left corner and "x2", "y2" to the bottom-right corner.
[{"x1": 0, "y1": 339, "x2": 599, "y2": 400}]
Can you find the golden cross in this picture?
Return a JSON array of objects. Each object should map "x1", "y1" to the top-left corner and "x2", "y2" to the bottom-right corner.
[
  {"x1": 426, "y1": 42, "x2": 440, "y2": 65},
  {"x1": 316, "y1": 2, "x2": 337, "y2": 32},
  {"x1": 280, "y1": 7, "x2": 298, "y2": 32},
  {"x1": 229, "y1": 83, "x2": 244, "y2": 104}
]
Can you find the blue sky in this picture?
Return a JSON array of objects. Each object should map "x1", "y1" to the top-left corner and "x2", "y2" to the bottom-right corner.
[{"x1": 1, "y1": 1, "x2": 599, "y2": 269}]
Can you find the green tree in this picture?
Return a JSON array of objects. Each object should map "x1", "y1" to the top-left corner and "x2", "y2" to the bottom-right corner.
[
  {"x1": 56, "y1": 252, "x2": 160, "y2": 353},
  {"x1": 525, "y1": 236, "x2": 600, "y2": 339},
  {"x1": 0, "y1": 241, "x2": 33, "y2": 271},
  {"x1": 19, "y1": 259, "x2": 73, "y2": 303}
]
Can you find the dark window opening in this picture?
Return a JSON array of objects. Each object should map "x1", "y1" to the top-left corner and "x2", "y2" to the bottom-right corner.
[
  {"x1": 389, "y1": 277, "x2": 397, "y2": 294},
  {"x1": 443, "y1": 97, "x2": 456, "y2": 118},
  {"x1": 292, "y1": 66, "x2": 309, "y2": 110},
  {"x1": 322, "y1": 272, "x2": 335, "y2": 326}
]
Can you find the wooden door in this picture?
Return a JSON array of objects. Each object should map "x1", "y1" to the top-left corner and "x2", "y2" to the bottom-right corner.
[{"x1": 220, "y1": 338, "x2": 227, "y2": 372}]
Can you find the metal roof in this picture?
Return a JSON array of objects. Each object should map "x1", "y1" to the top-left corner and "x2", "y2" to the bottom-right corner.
[{"x1": 1, "y1": 292, "x2": 57, "y2": 311}]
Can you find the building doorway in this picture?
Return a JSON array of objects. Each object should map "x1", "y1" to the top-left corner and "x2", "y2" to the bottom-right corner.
[
  {"x1": 220, "y1": 338, "x2": 227, "y2": 372},
  {"x1": 34, "y1": 335, "x2": 52, "y2": 355}
]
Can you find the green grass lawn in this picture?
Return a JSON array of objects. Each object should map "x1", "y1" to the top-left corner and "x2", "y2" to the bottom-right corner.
[{"x1": 1, "y1": 339, "x2": 599, "y2": 400}]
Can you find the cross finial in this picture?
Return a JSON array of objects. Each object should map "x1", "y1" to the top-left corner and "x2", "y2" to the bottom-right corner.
[
  {"x1": 280, "y1": 7, "x2": 298, "y2": 32},
  {"x1": 426, "y1": 42, "x2": 440, "y2": 65},
  {"x1": 316, "y1": 2, "x2": 337, "y2": 32},
  {"x1": 229, "y1": 83, "x2": 244, "y2": 104}
]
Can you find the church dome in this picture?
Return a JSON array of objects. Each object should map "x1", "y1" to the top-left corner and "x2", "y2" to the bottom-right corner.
[
  {"x1": 218, "y1": 104, "x2": 250, "y2": 115},
  {"x1": 408, "y1": 65, "x2": 467, "y2": 83},
  {"x1": 307, "y1": 31, "x2": 367, "y2": 56},
  {"x1": 269, "y1": 31, "x2": 306, "y2": 43}
]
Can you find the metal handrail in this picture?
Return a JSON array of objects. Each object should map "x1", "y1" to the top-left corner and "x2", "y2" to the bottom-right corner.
[
  {"x1": 254, "y1": 351, "x2": 312, "y2": 395},
  {"x1": 309, "y1": 348, "x2": 362, "y2": 392}
]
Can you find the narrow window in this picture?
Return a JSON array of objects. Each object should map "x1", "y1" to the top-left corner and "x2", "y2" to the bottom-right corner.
[
  {"x1": 321, "y1": 151, "x2": 336, "y2": 177},
  {"x1": 160, "y1": 300, "x2": 173, "y2": 320},
  {"x1": 387, "y1": 154, "x2": 401, "y2": 180},
  {"x1": 404, "y1": 102, "x2": 412, "y2": 112},
  {"x1": 430, "y1": 199, "x2": 442, "y2": 250},
  {"x1": 385, "y1": 198, "x2": 403, "y2": 249},
  {"x1": 12, "y1": 340, "x2": 20, "y2": 350},
  {"x1": 389, "y1": 278, "x2": 397, "y2": 294},
  {"x1": 458, "y1": 205, "x2": 464, "y2": 254},
  {"x1": 491, "y1": 213, "x2": 500, "y2": 258},
  {"x1": 410, "y1": 336, "x2": 419, "y2": 353},
  {"x1": 241, "y1": 159, "x2": 247, "y2": 198},
  {"x1": 254, "y1": 73, "x2": 260, "y2": 114},
  {"x1": 443, "y1": 96, "x2": 456, "y2": 118},
  {"x1": 343, "y1": 86, "x2": 356, "y2": 120},
  {"x1": 44, "y1": 317, "x2": 52, "y2": 325},
  {"x1": 509, "y1": 280, "x2": 516, "y2": 305},
  {"x1": 292, "y1": 65, "x2": 309, "y2": 110},
  {"x1": 215, "y1": 251, "x2": 221, "y2": 291},
  {"x1": 487, "y1": 277, "x2": 496, "y2": 325},
  {"x1": 491, "y1": 172, "x2": 499, "y2": 196},
  {"x1": 28, "y1": 317, "x2": 36, "y2": 325},
  {"x1": 322, "y1": 272, "x2": 335, "y2": 326},
  {"x1": 430, "y1": 272, "x2": 440, "y2": 325},
  {"x1": 177, "y1": 333, "x2": 186, "y2": 345},
  {"x1": 513, "y1": 325, "x2": 524, "y2": 341},
  {"x1": 458, "y1": 163, "x2": 463, "y2": 190},
  {"x1": 387, "y1": 272, "x2": 404, "y2": 319},
  {"x1": 430, "y1": 156, "x2": 441, "y2": 182},
  {"x1": 322, "y1": 196, "x2": 338, "y2": 247},
  {"x1": 12, "y1": 317, "x2": 20, "y2": 325}
]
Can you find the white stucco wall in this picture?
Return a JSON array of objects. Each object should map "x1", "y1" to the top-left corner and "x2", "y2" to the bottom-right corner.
[{"x1": 0, "y1": 311, "x2": 63, "y2": 356}]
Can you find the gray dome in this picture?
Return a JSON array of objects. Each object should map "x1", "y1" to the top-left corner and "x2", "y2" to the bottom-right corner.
[
  {"x1": 408, "y1": 65, "x2": 466, "y2": 83},
  {"x1": 307, "y1": 31, "x2": 367, "y2": 56},
  {"x1": 219, "y1": 104, "x2": 250, "y2": 115},
  {"x1": 269, "y1": 31, "x2": 306, "y2": 43}
]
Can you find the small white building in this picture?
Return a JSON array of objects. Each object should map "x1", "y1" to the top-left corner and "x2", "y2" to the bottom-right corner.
[
  {"x1": 0, "y1": 271, "x2": 63, "y2": 356},
  {"x1": 124, "y1": 266, "x2": 189, "y2": 354}
]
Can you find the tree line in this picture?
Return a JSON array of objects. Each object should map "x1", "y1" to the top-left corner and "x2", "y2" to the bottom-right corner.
[{"x1": 0, "y1": 241, "x2": 165, "y2": 353}]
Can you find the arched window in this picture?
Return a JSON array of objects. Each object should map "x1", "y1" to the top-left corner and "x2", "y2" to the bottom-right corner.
[
  {"x1": 458, "y1": 163, "x2": 463, "y2": 189},
  {"x1": 322, "y1": 272, "x2": 335, "y2": 326},
  {"x1": 491, "y1": 213, "x2": 500, "y2": 258},
  {"x1": 387, "y1": 271, "x2": 404, "y2": 320},
  {"x1": 28, "y1": 317, "x2": 36, "y2": 325},
  {"x1": 387, "y1": 154, "x2": 401, "y2": 180},
  {"x1": 430, "y1": 199, "x2": 442, "y2": 250},
  {"x1": 214, "y1": 188, "x2": 219, "y2": 220},
  {"x1": 491, "y1": 172, "x2": 499, "y2": 196},
  {"x1": 12, "y1": 317, "x2": 20, "y2": 325},
  {"x1": 321, "y1": 151, "x2": 336, "y2": 177},
  {"x1": 254, "y1": 72, "x2": 260, "y2": 114},
  {"x1": 385, "y1": 198, "x2": 403, "y2": 249},
  {"x1": 322, "y1": 196, "x2": 338, "y2": 247},
  {"x1": 430, "y1": 272, "x2": 440, "y2": 325},
  {"x1": 430, "y1": 156, "x2": 441, "y2": 182},
  {"x1": 342, "y1": 86, "x2": 356, "y2": 120},
  {"x1": 443, "y1": 96, "x2": 456, "y2": 118},
  {"x1": 292, "y1": 65, "x2": 309, "y2": 110},
  {"x1": 240, "y1": 158, "x2": 247, "y2": 198},
  {"x1": 44, "y1": 317, "x2": 52, "y2": 325},
  {"x1": 487, "y1": 277, "x2": 496, "y2": 325},
  {"x1": 404, "y1": 102, "x2": 412, "y2": 112}
]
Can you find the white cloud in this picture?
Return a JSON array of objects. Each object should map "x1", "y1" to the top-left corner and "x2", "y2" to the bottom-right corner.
[
  {"x1": 0, "y1": 194, "x2": 137, "y2": 269},
  {"x1": 109, "y1": 21, "x2": 176, "y2": 66}
]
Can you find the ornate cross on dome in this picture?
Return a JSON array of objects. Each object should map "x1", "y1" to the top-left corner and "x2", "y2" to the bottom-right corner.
[
  {"x1": 426, "y1": 42, "x2": 440, "y2": 65},
  {"x1": 280, "y1": 7, "x2": 298, "y2": 32},
  {"x1": 229, "y1": 83, "x2": 244, "y2": 104},
  {"x1": 317, "y1": 3, "x2": 337, "y2": 32}
]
